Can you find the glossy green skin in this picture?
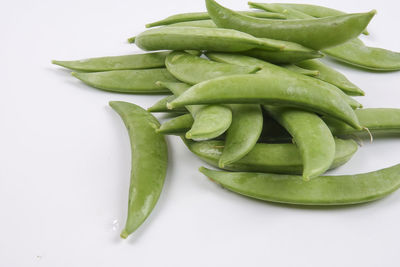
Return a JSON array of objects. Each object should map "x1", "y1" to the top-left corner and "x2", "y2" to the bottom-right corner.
[
  {"x1": 165, "y1": 51, "x2": 260, "y2": 85},
  {"x1": 219, "y1": 104, "x2": 263, "y2": 168},
  {"x1": 265, "y1": 106, "x2": 335, "y2": 180},
  {"x1": 205, "y1": 53, "x2": 361, "y2": 109},
  {"x1": 185, "y1": 138, "x2": 357, "y2": 174},
  {"x1": 109, "y1": 101, "x2": 167, "y2": 238},
  {"x1": 206, "y1": 0, "x2": 375, "y2": 50},
  {"x1": 243, "y1": 48, "x2": 323, "y2": 64},
  {"x1": 295, "y1": 59, "x2": 364, "y2": 96},
  {"x1": 71, "y1": 69, "x2": 177, "y2": 94},
  {"x1": 147, "y1": 95, "x2": 187, "y2": 113},
  {"x1": 134, "y1": 26, "x2": 283, "y2": 53},
  {"x1": 324, "y1": 39, "x2": 400, "y2": 71},
  {"x1": 146, "y1": 11, "x2": 286, "y2": 27},
  {"x1": 156, "y1": 113, "x2": 194, "y2": 134},
  {"x1": 200, "y1": 164, "x2": 400, "y2": 205},
  {"x1": 159, "y1": 81, "x2": 232, "y2": 141},
  {"x1": 280, "y1": 64, "x2": 319, "y2": 77},
  {"x1": 167, "y1": 20, "x2": 217, "y2": 28},
  {"x1": 249, "y1": 2, "x2": 314, "y2": 20},
  {"x1": 52, "y1": 52, "x2": 169, "y2": 72}
]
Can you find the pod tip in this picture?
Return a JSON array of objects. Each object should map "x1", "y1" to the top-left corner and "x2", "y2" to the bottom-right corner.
[
  {"x1": 185, "y1": 132, "x2": 192, "y2": 139},
  {"x1": 127, "y1": 36, "x2": 136, "y2": 43},
  {"x1": 166, "y1": 102, "x2": 174, "y2": 110},
  {"x1": 370, "y1": 9, "x2": 377, "y2": 16},
  {"x1": 71, "y1": 72, "x2": 78, "y2": 77},
  {"x1": 120, "y1": 230, "x2": 129, "y2": 239}
]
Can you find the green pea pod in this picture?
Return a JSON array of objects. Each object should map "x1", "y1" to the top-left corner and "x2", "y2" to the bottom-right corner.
[
  {"x1": 243, "y1": 47, "x2": 323, "y2": 64},
  {"x1": 249, "y1": 2, "x2": 313, "y2": 20},
  {"x1": 280, "y1": 64, "x2": 319, "y2": 77},
  {"x1": 156, "y1": 113, "x2": 194, "y2": 134},
  {"x1": 52, "y1": 52, "x2": 169, "y2": 72},
  {"x1": 205, "y1": 53, "x2": 361, "y2": 109},
  {"x1": 109, "y1": 101, "x2": 167, "y2": 238},
  {"x1": 295, "y1": 59, "x2": 364, "y2": 96},
  {"x1": 199, "y1": 165, "x2": 400, "y2": 205},
  {"x1": 165, "y1": 51, "x2": 260, "y2": 85},
  {"x1": 71, "y1": 69, "x2": 178, "y2": 94},
  {"x1": 219, "y1": 104, "x2": 263, "y2": 168},
  {"x1": 146, "y1": 11, "x2": 286, "y2": 27},
  {"x1": 264, "y1": 106, "x2": 335, "y2": 180},
  {"x1": 147, "y1": 95, "x2": 187, "y2": 113},
  {"x1": 184, "y1": 138, "x2": 357, "y2": 174},
  {"x1": 166, "y1": 20, "x2": 217, "y2": 28},
  {"x1": 133, "y1": 26, "x2": 284, "y2": 53},
  {"x1": 206, "y1": 0, "x2": 375, "y2": 50}
]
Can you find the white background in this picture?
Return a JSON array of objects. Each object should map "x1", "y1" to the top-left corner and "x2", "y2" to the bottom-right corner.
[{"x1": 2, "y1": 0, "x2": 400, "y2": 266}]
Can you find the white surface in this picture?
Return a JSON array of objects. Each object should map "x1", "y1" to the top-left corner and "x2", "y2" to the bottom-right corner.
[{"x1": 1, "y1": 0, "x2": 400, "y2": 266}]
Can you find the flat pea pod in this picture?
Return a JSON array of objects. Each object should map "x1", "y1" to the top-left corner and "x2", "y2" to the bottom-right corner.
[
  {"x1": 133, "y1": 26, "x2": 284, "y2": 53},
  {"x1": 205, "y1": 53, "x2": 361, "y2": 109},
  {"x1": 165, "y1": 51, "x2": 260, "y2": 85},
  {"x1": 158, "y1": 81, "x2": 232, "y2": 141},
  {"x1": 219, "y1": 104, "x2": 263, "y2": 168},
  {"x1": 52, "y1": 52, "x2": 169, "y2": 72},
  {"x1": 206, "y1": 0, "x2": 375, "y2": 50},
  {"x1": 71, "y1": 69, "x2": 178, "y2": 94},
  {"x1": 156, "y1": 113, "x2": 194, "y2": 134},
  {"x1": 166, "y1": 20, "x2": 218, "y2": 28},
  {"x1": 280, "y1": 64, "x2": 319, "y2": 77},
  {"x1": 199, "y1": 164, "x2": 400, "y2": 206},
  {"x1": 295, "y1": 59, "x2": 364, "y2": 96},
  {"x1": 146, "y1": 11, "x2": 286, "y2": 28},
  {"x1": 147, "y1": 95, "x2": 187, "y2": 113},
  {"x1": 109, "y1": 101, "x2": 167, "y2": 238},
  {"x1": 184, "y1": 138, "x2": 357, "y2": 174},
  {"x1": 264, "y1": 106, "x2": 335, "y2": 180}
]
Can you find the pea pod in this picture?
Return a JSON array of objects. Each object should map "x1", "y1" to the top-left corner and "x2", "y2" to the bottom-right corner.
[
  {"x1": 206, "y1": 0, "x2": 375, "y2": 50},
  {"x1": 264, "y1": 106, "x2": 335, "y2": 180},
  {"x1": 71, "y1": 69, "x2": 178, "y2": 94},
  {"x1": 147, "y1": 95, "x2": 187, "y2": 113},
  {"x1": 219, "y1": 104, "x2": 263, "y2": 168},
  {"x1": 156, "y1": 113, "x2": 194, "y2": 134},
  {"x1": 243, "y1": 47, "x2": 323, "y2": 64},
  {"x1": 146, "y1": 11, "x2": 286, "y2": 28},
  {"x1": 199, "y1": 165, "x2": 400, "y2": 205},
  {"x1": 109, "y1": 101, "x2": 167, "y2": 238},
  {"x1": 52, "y1": 52, "x2": 169, "y2": 72},
  {"x1": 166, "y1": 20, "x2": 217, "y2": 28},
  {"x1": 184, "y1": 138, "x2": 357, "y2": 174},
  {"x1": 133, "y1": 26, "x2": 284, "y2": 53},
  {"x1": 280, "y1": 64, "x2": 319, "y2": 77},
  {"x1": 165, "y1": 51, "x2": 260, "y2": 85}
]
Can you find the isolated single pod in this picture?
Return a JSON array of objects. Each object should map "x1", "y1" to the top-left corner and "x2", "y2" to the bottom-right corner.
[
  {"x1": 200, "y1": 164, "x2": 400, "y2": 205},
  {"x1": 146, "y1": 11, "x2": 286, "y2": 27},
  {"x1": 133, "y1": 26, "x2": 284, "y2": 53},
  {"x1": 72, "y1": 69, "x2": 178, "y2": 94},
  {"x1": 264, "y1": 106, "x2": 335, "y2": 180},
  {"x1": 206, "y1": 0, "x2": 375, "y2": 50},
  {"x1": 52, "y1": 52, "x2": 169, "y2": 72},
  {"x1": 147, "y1": 95, "x2": 187, "y2": 113},
  {"x1": 165, "y1": 51, "x2": 260, "y2": 85},
  {"x1": 110, "y1": 101, "x2": 167, "y2": 238},
  {"x1": 184, "y1": 138, "x2": 357, "y2": 174}
]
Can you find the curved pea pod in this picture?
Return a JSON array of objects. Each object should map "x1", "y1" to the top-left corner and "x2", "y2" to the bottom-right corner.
[
  {"x1": 133, "y1": 26, "x2": 284, "y2": 53},
  {"x1": 200, "y1": 164, "x2": 400, "y2": 206},
  {"x1": 156, "y1": 113, "x2": 194, "y2": 135},
  {"x1": 109, "y1": 101, "x2": 167, "y2": 238},
  {"x1": 249, "y1": 2, "x2": 315, "y2": 20},
  {"x1": 71, "y1": 69, "x2": 178, "y2": 94},
  {"x1": 146, "y1": 11, "x2": 286, "y2": 27},
  {"x1": 264, "y1": 106, "x2": 335, "y2": 180},
  {"x1": 184, "y1": 138, "x2": 357, "y2": 174},
  {"x1": 167, "y1": 74, "x2": 361, "y2": 130},
  {"x1": 52, "y1": 52, "x2": 169, "y2": 72},
  {"x1": 323, "y1": 39, "x2": 400, "y2": 71},
  {"x1": 204, "y1": 53, "x2": 361, "y2": 109},
  {"x1": 147, "y1": 95, "x2": 187, "y2": 113},
  {"x1": 295, "y1": 59, "x2": 364, "y2": 96},
  {"x1": 219, "y1": 104, "x2": 263, "y2": 168},
  {"x1": 280, "y1": 64, "x2": 319, "y2": 77},
  {"x1": 165, "y1": 51, "x2": 260, "y2": 85},
  {"x1": 206, "y1": 0, "x2": 375, "y2": 50}
]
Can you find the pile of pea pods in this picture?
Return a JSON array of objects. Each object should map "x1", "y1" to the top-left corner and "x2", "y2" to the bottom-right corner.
[{"x1": 53, "y1": 0, "x2": 400, "y2": 239}]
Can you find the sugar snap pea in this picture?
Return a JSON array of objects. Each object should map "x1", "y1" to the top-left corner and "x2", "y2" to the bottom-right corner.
[
  {"x1": 166, "y1": 20, "x2": 218, "y2": 28},
  {"x1": 109, "y1": 101, "x2": 167, "y2": 238},
  {"x1": 249, "y1": 2, "x2": 313, "y2": 20},
  {"x1": 243, "y1": 47, "x2": 323, "y2": 64},
  {"x1": 206, "y1": 0, "x2": 375, "y2": 50},
  {"x1": 165, "y1": 51, "x2": 260, "y2": 85},
  {"x1": 156, "y1": 113, "x2": 194, "y2": 134},
  {"x1": 295, "y1": 59, "x2": 364, "y2": 96},
  {"x1": 52, "y1": 52, "x2": 169, "y2": 72},
  {"x1": 147, "y1": 95, "x2": 187, "y2": 113},
  {"x1": 146, "y1": 11, "x2": 286, "y2": 28},
  {"x1": 264, "y1": 106, "x2": 336, "y2": 180},
  {"x1": 184, "y1": 138, "x2": 357, "y2": 174},
  {"x1": 200, "y1": 164, "x2": 400, "y2": 205},
  {"x1": 219, "y1": 104, "x2": 263, "y2": 168},
  {"x1": 280, "y1": 64, "x2": 319, "y2": 77},
  {"x1": 133, "y1": 26, "x2": 285, "y2": 53},
  {"x1": 71, "y1": 69, "x2": 178, "y2": 94}
]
